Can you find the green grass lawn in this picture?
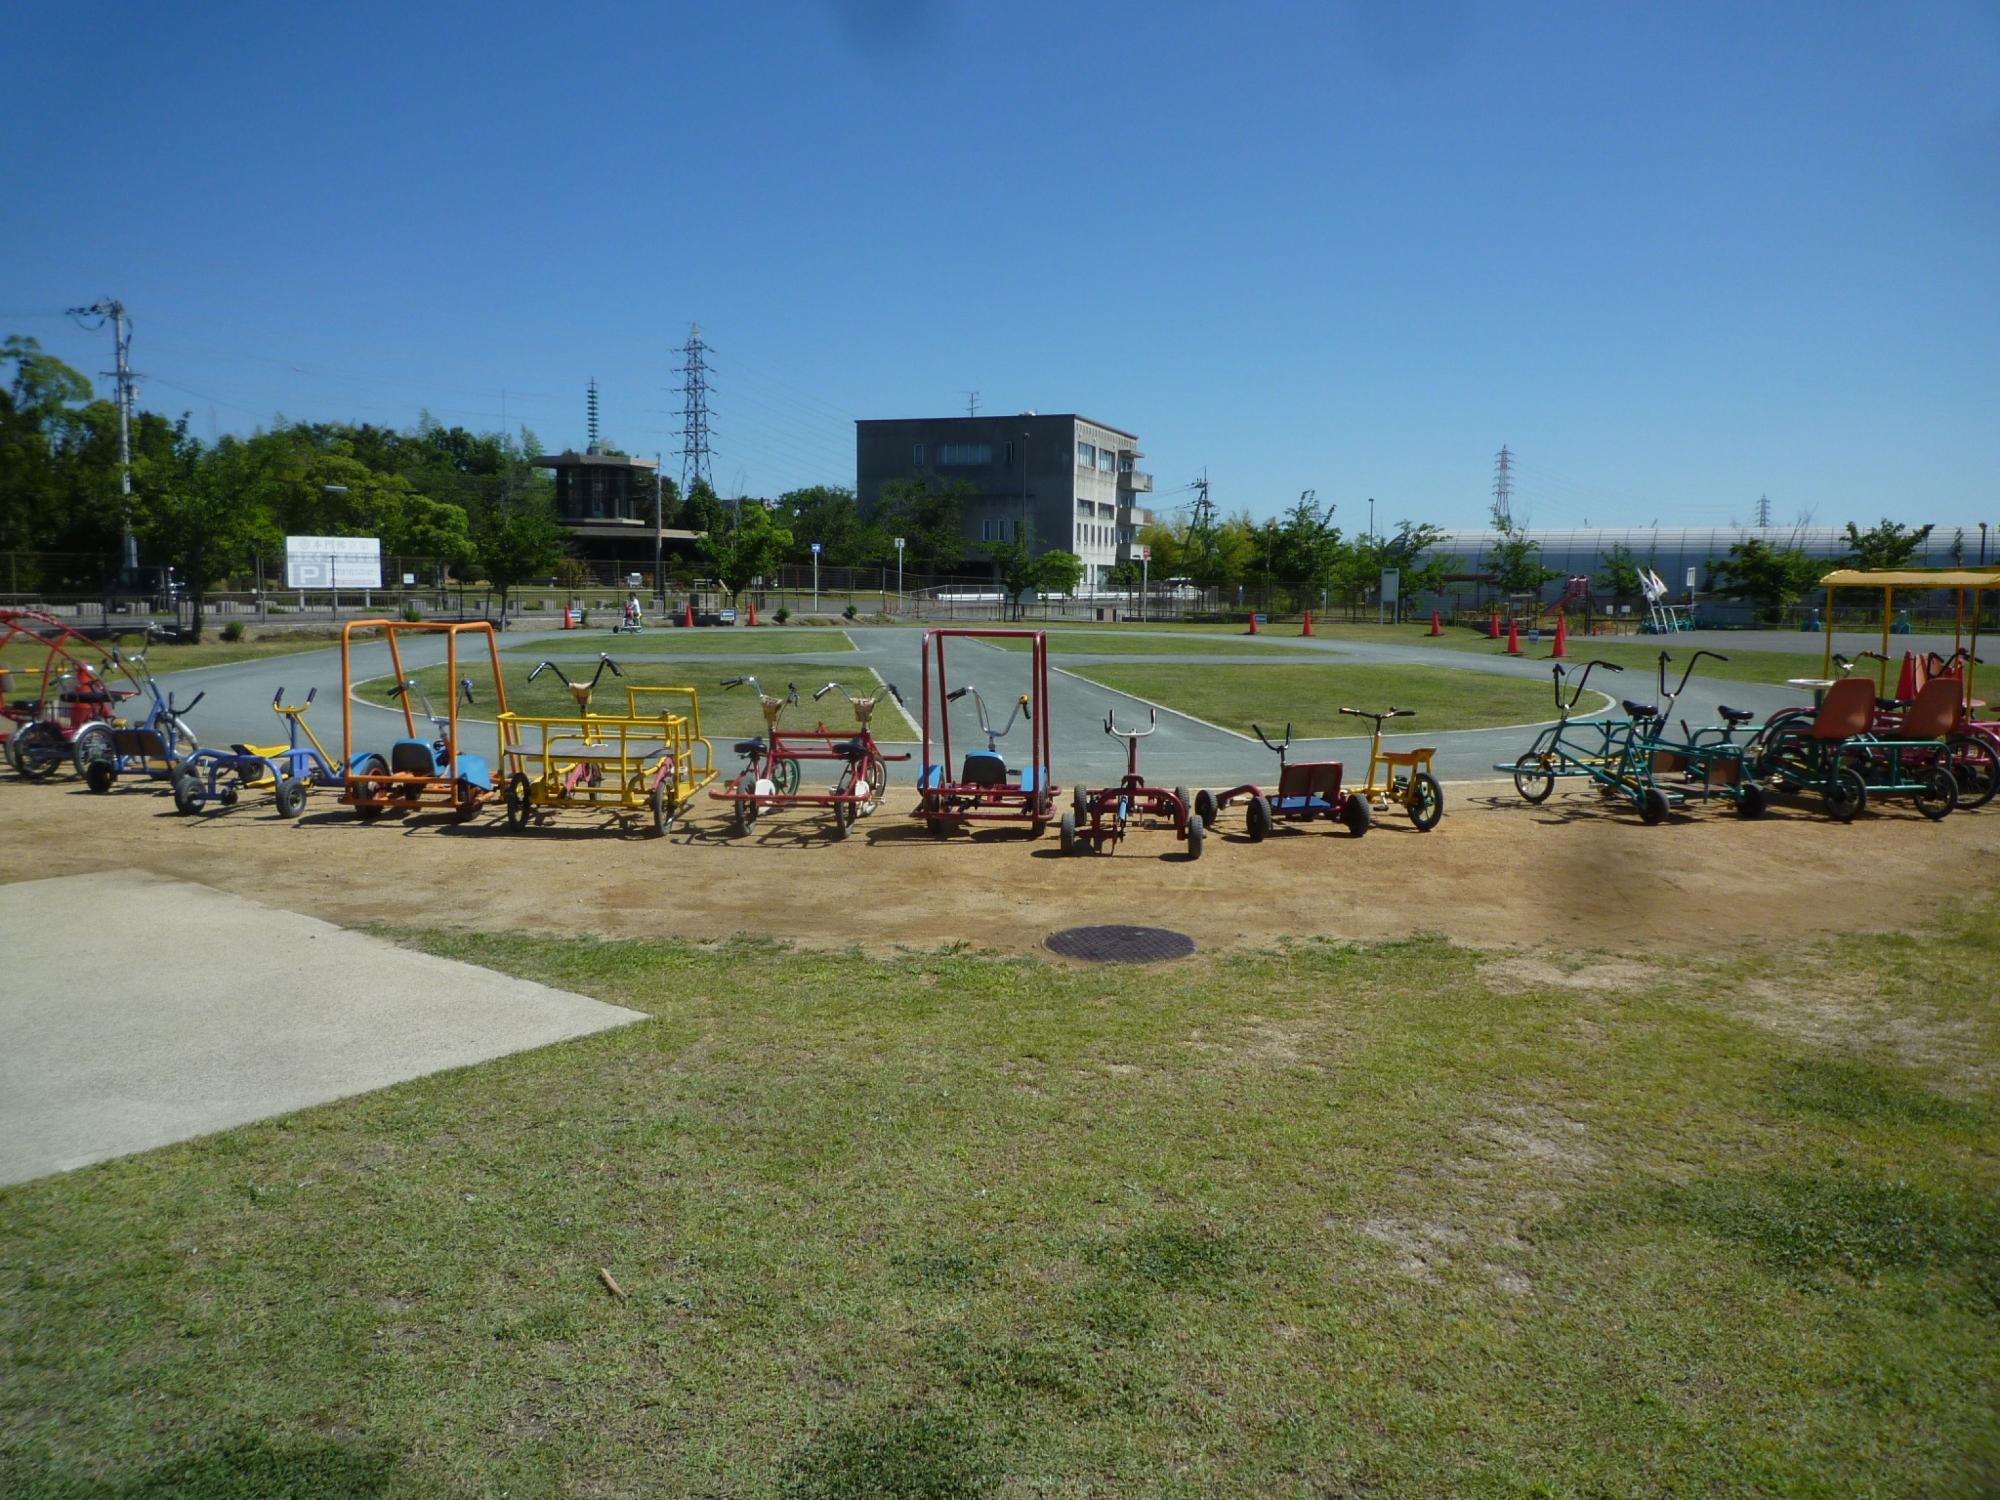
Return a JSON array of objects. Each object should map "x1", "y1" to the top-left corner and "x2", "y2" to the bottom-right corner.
[
  {"x1": 4, "y1": 903, "x2": 1994, "y2": 1496},
  {"x1": 357, "y1": 659, "x2": 902, "y2": 742},
  {"x1": 1, "y1": 631, "x2": 334, "y2": 681},
  {"x1": 1070, "y1": 661, "x2": 1571, "y2": 737},
  {"x1": 980, "y1": 630, "x2": 1323, "y2": 657},
  {"x1": 1301, "y1": 624, "x2": 1849, "y2": 686},
  {"x1": 502, "y1": 629, "x2": 855, "y2": 657}
]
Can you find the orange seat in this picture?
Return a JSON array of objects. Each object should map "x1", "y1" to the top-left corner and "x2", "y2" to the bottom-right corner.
[
  {"x1": 1896, "y1": 678, "x2": 1960, "y2": 741},
  {"x1": 1809, "y1": 677, "x2": 1876, "y2": 740}
]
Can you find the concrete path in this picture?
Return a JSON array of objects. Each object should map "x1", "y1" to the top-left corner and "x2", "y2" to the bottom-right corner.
[
  {"x1": 0, "y1": 870, "x2": 644, "y2": 1186},
  {"x1": 154, "y1": 623, "x2": 1887, "y2": 790}
]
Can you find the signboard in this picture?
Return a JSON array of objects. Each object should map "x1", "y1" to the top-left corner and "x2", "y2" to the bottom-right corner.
[
  {"x1": 810, "y1": 542, "x2": 822, "y2": 555},
  {"x1": 1685, "y1": 566, "x2": 1697, "y2": 589},
  {"x1": 285, "y1": 535, "x2": 381, "y2": 589},
  {"x1": 1380, "y1": 568, "x2": 1401, "y2": 603},
  {"x1": 1136, "y1": 544, "x2": 1151, "y2": 562}
]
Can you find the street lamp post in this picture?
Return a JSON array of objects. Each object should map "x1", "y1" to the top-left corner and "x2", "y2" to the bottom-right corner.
[
  {"x1": 894, "y1": 536, "x2": 905, "y2": 611},
  {"x1": 811, "y1": 541, "x2": 821, "y2": 612},
  {"x1": 654, "y1": 454, "x2": 665, "y2": 606}
]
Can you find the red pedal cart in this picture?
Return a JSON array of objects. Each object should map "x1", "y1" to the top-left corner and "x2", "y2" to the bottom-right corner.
[
  {"x1": 1060, "y1": 709, "x2": 1203, "y2": 858},
  {"x1": 708, "y1": 674, "x2": 909, "y2": 838},
  {"x1": 912, "y1": 628, "x2": 1057, "y2": 837},
  {"x1": 1192, "y1": 722, "x2": 1371, "y2": 841}
]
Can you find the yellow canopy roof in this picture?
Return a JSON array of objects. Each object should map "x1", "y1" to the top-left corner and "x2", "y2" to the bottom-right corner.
[{"x1": 1818, "y1": 568, "x2": 2000, "y2": 590}]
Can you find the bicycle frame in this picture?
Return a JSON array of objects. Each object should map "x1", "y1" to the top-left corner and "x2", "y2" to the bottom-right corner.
[{"x1": 912, "y1": 629, "x2": 1056, "y2": 835}]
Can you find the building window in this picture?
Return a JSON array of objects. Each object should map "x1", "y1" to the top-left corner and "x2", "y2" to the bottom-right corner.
[
  {"x1": 1004, "y1": 440, "x2": 1014, "y2": 466},
  {"x1": 937, "y1": 443, "x2": 991, "y2": 466},
  {"x1": 1098, "y1": 448, "x2": 1116, "y2": 473},
  {"x1": 1077, "y1": 441, "x2": 1095, "y2": 468},
  {"x1": 912, "y1": 443, "x2": 925, "y2": 465}
]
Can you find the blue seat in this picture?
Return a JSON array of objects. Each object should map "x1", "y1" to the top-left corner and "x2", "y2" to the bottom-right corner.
[
  {"x1": 960, "y1": 750, "x2": 1006, "y2": 786},
  {"x1": 1018, "y1": 767, "x2": 1040, "y2": 793},
  {"x1": 920, "y1": 764, "x2": 944, "y2": 790}
]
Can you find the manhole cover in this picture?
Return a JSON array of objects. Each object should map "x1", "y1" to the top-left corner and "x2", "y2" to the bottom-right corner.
[{"x1": 1044, "y1": 924, "x2": 1195, "y2": 964}]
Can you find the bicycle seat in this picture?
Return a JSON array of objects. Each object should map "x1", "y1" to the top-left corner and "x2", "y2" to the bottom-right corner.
[
  {"x1": 1621, "y1": 700, "x2": 1659, "y2": 720},
  {"x1": 1876, "y1": 698, "x2": 1908, "y2": 714},
  {"x1": 1717, "y1": 706, "x2": 1756, "y2": 725},
  {"x1": 732, "y1": 737, "x2": 765, "y2": 756},
  {"x1": 832, "y1": 738, "x2": 867, "y2": 761}
]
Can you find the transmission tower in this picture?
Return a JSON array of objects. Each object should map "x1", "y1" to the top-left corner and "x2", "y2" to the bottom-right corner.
[
  {"x1": 1491, "y1": 445, "x2": 1514, "y2": 527},
  {"x1": 586, "y1": 378, "x2": 601, "y2": 451},
  {"x1": 68, "y1": 298, "x2": 137, "y2": 580},
  {"x1": 677, "y1": 324, "x2": 714, "y2": 494},
  {"x1": 1755, "y1": 492, "x2": 1772, "y2": 528}
]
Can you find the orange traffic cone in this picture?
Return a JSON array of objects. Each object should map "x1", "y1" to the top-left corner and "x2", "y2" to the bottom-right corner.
[
  {"x1": 561, "y1": 604, "x2": 574, "y2": 630},
  {"x1": 1895, "y1": 650, "x2": 1918, "y2": 701},
  {"x1": 683, "y1": 603, "x2": 695, "y2": 628},
  {"x1": 1246, "y1": 612, "x2": 1259, "y2": 635},
  {"x1": 1429, "y1": 610, "x2": 1442, "y2": 637},
  {"x1": 1488, "y1": 609, "x2": 1501, "y2": 640},
  {"x1": 747, "y1": 602, "x2": 759, "y2": 626},
  {"x1": 1552, "y1": 612, "x2": 1567, "y2": 658},
  {"x1": 1301, "y1": 610, "x2": 1314, "y2": 637},
  {"x1": 1505, "y1": 617, "x2": 1521, "y2": 655}
]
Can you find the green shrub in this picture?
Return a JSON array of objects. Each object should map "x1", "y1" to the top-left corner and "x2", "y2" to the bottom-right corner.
[
  {"x1": 774, "y1": 606, "x2": 791, "y2": 625},
  {"x1": 220, "y1": 621, "x2": 246, "y2": 642},
  {"x1": 400, "y1": 602, "x2": 423, "y2": 623},
  {"x1": 843, "y1": 603, "x2": 858, "y2": 621}
]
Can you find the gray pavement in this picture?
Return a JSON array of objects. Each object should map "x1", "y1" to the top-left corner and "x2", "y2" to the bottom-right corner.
[
  {"x1": 0, "y1": 870, "x2": 644, "y2": 1186},
  {"x1": 155, "y1": 622, "x2": 1894, "y2": 791}
]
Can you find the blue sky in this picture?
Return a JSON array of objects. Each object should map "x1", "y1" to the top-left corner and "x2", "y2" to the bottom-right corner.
[{"x1": 5, "y1": 1, "x2": 1996, "y2": 531}]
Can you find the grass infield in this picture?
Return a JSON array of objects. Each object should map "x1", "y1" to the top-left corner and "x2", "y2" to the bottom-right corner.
[
  {"x1": 3, "y1": 903, "x2": 1994, "y2": 1494},
  {"x1": 501, "y1": 629, "x2": 855, "y2": 657}
]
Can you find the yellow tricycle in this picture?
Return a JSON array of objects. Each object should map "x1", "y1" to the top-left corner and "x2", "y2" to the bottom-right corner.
[{"x1": 1342, "y1": 705, "x2": 1444, "y2": 831}]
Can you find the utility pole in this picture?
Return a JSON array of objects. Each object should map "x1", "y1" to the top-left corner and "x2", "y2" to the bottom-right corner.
[
  {"x1": 654, "y1": 452, "x2": 665, "y2": 603},
  {"x1": 963, "y1": 390, "x2": 980, "y2": 417},
  {"x1": 1019, "y1": 429, "x2": 1030, "y2": 544},
  {"x1": 69, "y1": 298, "x2": 137, "y2": 583},
  {"x1": 1491, "y1": 445, "x2": 1513, "y2": 528},
  {"x1": 677, "y1": 323, "x2": 716, "y2": 503}
]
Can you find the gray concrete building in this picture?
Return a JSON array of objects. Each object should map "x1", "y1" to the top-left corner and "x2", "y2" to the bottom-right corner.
[{"x1": 856, "y1": 414, "x2": 1154, "y2": 588}]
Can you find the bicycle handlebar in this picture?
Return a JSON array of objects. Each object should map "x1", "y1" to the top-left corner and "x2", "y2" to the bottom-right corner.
[
  {"x1": 1105, "y1": 708, "x2": 1157, "y2": 739},
  {"x1": 1339, "y1": 706, "x2": 1414, "y2": 723},
  {"x1": 1251, "y1": 722, "x2": 1293, "y2": 754}
]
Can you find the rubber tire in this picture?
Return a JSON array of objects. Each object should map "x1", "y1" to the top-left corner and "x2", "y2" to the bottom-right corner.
[
  {"x1": 172, "y1": 772, "x2": 201, "y2": 815},
  {"x1": 219, "y1": 783, "x2": 238, "y2": 808},
  {"x1": 1059, "y1": 810, "x2": 1078, "y2": 854},
  {"x1": 1184, "y1": 813, "x2": 1203, "y2": 860},
  {"x1": 1072, "y1": 783, "x2": 1090, "y2": 823},
  {"x1": 1735, "y1": 782, "x2": 1768, "y2": 820},
  {"x1": 451, "y1": 786, "x2": 483, "y2": 822},
  {"x1": 859, "y1": 753, "x2": 886, "y2": 816},
  {"x1": 1824, "y1": 766, "x2": 1867, "y2": 823},
  {"x1": 12, "y1": 722, "x2": 64, "y2": 780},
  {"x1": 1915, "y1": 765, "x2": 1957, "y2": 822},
  {"x1": 1341, "y1": 795, "x2": 1371, "y2": 837},
  {"x1": 1246, "y1": 794, "x2": 1273, "y2": 842},
  {"x1": 1639, "y1": 787, "x2": 1669, "y2": 825},
  {"x1": 732, "y1": 773, "x2": 759, "y2": 836},
  {"x1": 1512, "y1": 752, "x2": 1555, "y2": 804},
  {"x1": 1193, "y1": 788, "x2": 1218, "y2": 827},
  {"x1": 1945, "y1": 734, "x2": 1999, "y2": 810},
  {"x1": 70, "y1": 723, "x2": 112, "y2": 778},
  {"x1": 830, "y1": 795, "x2": 854, "y2": 839},
  {"x1": 274, "y1": 776, "x2": 307, "y2": 818},
  {"x1": 352, "y1": 775, "x2": 388, "y2": 820},
  {"x1": 84, "y1": 758, "x2": 116, "y2": 794},
  {"x1": 1172, "y1": 786, "x2": 1191, "y2": 826},
  {"x1": 650, "y1": 779, "x2": 677, "y2": 836},
  {"x1": 772, "y1": 757, "x2": 801, "y2": 796},
  {"x1": 505, "y1": 771, "x2": 532, "y2": 831},
  {"x1": 1407, "y1": 772, "x2": 1443, "y2": 831}
]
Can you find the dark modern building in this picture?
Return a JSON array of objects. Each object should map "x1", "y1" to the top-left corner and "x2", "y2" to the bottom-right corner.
[
  {"x1": 529, "y1": 447, "x2": 701, "y2": 575},
  {"x1": 856, "y1": 414, "x2": 1153, "y2": 589}
]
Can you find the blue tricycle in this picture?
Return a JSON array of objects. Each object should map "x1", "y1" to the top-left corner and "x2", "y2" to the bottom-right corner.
[{"x1": 172, "y1": 686, "x2": 344, "y2": 818}]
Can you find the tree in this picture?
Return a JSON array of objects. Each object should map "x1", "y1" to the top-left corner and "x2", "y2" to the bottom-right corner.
[
  {"x1": 477, "y1": 504, "x2": 567, "y2": 616},
  {"x1": 1841, "y1": 519, "x2": 1934, "y2": 571},
  {"x1": 775, "y1": 485, "x2": 884, "y2": 566},
  {"x1": 1484, "y1": 508, "x2": 1557, "y2": 596},
  {"x1": 700, "y1": 501, "x2": 792, "y2": 603},
  {"x1": 132, "y1": 426, "x2": 278, "y2": 643},
  {"x1": 1262, "y1": 493, "x2": 1344, "y2": 587},
  {"x1": 872, "y1": 477, "x2": 969, "y2": 573},
  {"x1": 984, "y1": 534, "x2": 1083, "y2": 618},
  {"x1": 1386, "y1": 521, "x2": 1452, "y2": 600},
  {"x1": 1598, "y1": 543, "x2": 1647, "y2": 606},
  {"x1": 1710, "y1": 537, "x2": 1823, "y2": 620},
  {"x1": 678, "y1": 477, "x2": 728, "y2": 535}
]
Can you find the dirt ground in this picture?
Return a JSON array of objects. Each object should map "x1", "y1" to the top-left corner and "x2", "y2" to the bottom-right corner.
[{"x1": 7, "y1": 774, "x2": 1995, "y2": 960}]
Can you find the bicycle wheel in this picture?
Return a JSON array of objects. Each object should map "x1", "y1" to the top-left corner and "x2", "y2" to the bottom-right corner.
[
  {"x1": 650, "y1": 779, "x2": 678, "y2": 836},
  {"x1": 1823, "y1": 766, "x2": 1866, "y2": 823},
  {"x1": 772, "y1": 757, "x2": 801, "y2": 795},
  {"x1": 11, "y1": 722, "x2": 65, "y2": 780},
  {"x1": 1913, "y1": 766, "x2": 1957, "y2": 822},
  {"x1": 858, "y1": 753, "x2": 887, "y2": 816},
  {"x1": 71, "y1": 722, "x2": 113, "y2": 777},
  {"x1": 1945, "y1": 734, "x2": 1999, "y2": 810},
  {"x1": 1407, "y1": 771, "x2": 1443, "y2": 831},
  {"x1": 1193, "y1": 788, "x2": 1219, "y2": 827},
  {"x1": 1512, "y1": 751, "x2": 1555, "y2": 804}
]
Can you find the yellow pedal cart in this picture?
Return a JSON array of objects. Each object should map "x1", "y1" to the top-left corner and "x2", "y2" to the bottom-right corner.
[
  {"x1": 498, "y1": 656, "x2": 717, "y2": 835},
  {"x1": 1343, "y1": 705, "x2": 1444, "y2": 831}
]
